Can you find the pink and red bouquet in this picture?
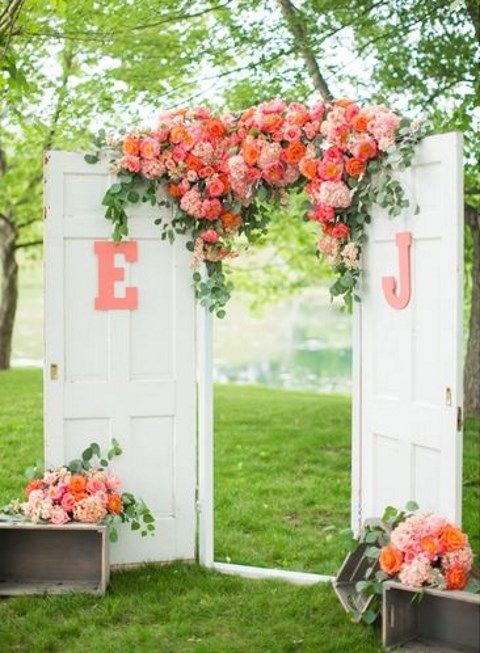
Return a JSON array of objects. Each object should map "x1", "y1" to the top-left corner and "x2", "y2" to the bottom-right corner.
[
  {"x1": 379, "y1": 513, "x2": 473, "y2": 591},
  {"x1": 88, "y1": 97, "x2": 423, "y2": 315},
  {"x1": 5, "y1": 440, "x2": 154, "y2": 542}
]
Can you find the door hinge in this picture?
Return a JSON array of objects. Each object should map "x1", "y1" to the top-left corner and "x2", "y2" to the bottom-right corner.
[
  {"x1": 195, "y1": 486, "x2": 202, "y2": 513},
  {"x1": 457, "y1": 406, "x2": 463, "y2": 432},
  {"x1": 445, "y1": 387, "x2": 452, "y2": 406},
  {"x1": 50, "y1": 363, "x2": 59, "y2": 380}
]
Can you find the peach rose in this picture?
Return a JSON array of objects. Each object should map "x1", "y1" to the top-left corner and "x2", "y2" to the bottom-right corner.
[
  {"x1": 379, "y1": 545, "x2": 404, "y2": 575},
  {"x1": 299, "y1": 158, "x2": 318, "y2": 180},
  {"x1": 242, "y1": 140, "x2": 260, "y2": 166},
  {"x1": 122, "y1": 135, "x2": 140, "y2": 156},
  {"x1": 345, "y1": 157, "x2": 366, "y2": 178},
  {"x1": 282, "y1": 140, "x2": 307, "y2": 165},
  {"x1": 107, "y1": 493, "x2": 123, "y2": 515},
  {"x1": 351, "y1": 114, "x2": 369, "y2": 133},
  {"x1": 440, "y1": 525, "x2": 467, "y2": 552},
  {"x1": 68, "y1": 475, "x2": 87, "y2": 495}
]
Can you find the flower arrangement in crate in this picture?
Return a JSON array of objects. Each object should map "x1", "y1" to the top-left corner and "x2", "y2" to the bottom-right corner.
[
  {"x1": 3, "y1": 440, "x2": 154, "y2": 543},
  {"x1": 353, "y1": 502, "x2": 478, "y2": 624}
]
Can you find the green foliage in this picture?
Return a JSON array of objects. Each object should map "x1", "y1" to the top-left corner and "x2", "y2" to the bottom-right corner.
[{"x1": 352, "y1": 502, "x2": 422, "y2": 624}]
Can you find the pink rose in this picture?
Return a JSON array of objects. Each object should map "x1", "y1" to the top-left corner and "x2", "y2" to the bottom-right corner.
[
  {"x1": 172, "y1": 144, "x2": 187, "y2": 162},
  {"x1": 201, "y1": 229, "x2": 220, "y2": 244},
  {"x1": 201, "y1": 198, "x2": 223, "y2": 220},
  {"x1": 86, "y1": 478, "x2": 106, "y2": 495},
  {"x1": 152, "y1": 126, "x2": 169, "y2": 142},
  {"x1": 122, "y1": 155, "x2": 141, "y2": 173},
  {"x1": 61, "y1": 492, "x2": 76, "y2": 512},
  {"x1": 140, "y1": 137, "x2": 160, "y2": 160},
  {"x1": 105, "y1": 473, "x2": 121, "y2": 491},
  {"x1": 282, "y1": 124, "x2": 301, "y2": 142},
  {"x1": 330, "y1": 222, "x2": 350, "y2": 240},
  {"x1": 50, "y1": 506, "x2": 70, "y2": 525},
  {"x1": 308, "y1": 204, "x2": 335, "y2": 224},
  {"x1": 261, "y1": 161, "x2": 285, "y2": 184},
  {"x1": 323, "y1": 146, "x2": 344, "y2": 162},
  {"x1": 206, "y1": 178, "x2": 225, "y2": 197}
]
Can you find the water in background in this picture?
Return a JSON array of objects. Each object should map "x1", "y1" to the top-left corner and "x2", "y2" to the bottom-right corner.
[
  {"x1": 214, "y1": 286, "x2": 352, "y2": 394},
  {"x1": 13, "y1": 264, "x2": 352, "y2": 394}
]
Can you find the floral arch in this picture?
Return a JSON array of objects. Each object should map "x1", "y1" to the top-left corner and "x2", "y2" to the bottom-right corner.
[{"x1": 86, "y1": 98, "x2": 423, "y2": 316}]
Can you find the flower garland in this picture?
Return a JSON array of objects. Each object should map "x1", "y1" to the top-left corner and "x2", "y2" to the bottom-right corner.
[{"x1": 86, "y1": 98, "x2": 423, "y2": 315}]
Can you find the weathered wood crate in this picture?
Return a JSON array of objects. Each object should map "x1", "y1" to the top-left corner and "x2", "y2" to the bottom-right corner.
[
  {"x1": 333, "y1": 541, "x2": 379, "y2": 621},
  {"x1": 0, "y1": 522, "x2": 109, "y2": 596},
  {"x1": 383, "y1": 580, "x2": 480, "y2": 652}
]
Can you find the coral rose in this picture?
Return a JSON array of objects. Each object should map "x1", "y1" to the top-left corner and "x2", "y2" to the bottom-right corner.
[
  {"x1": 261, "y1": 113, "x2": 283, "y2": 133},
  {"x1": 69, "y1": 475, "x2": 87, "y2": 495},
  {"x1": 262, "y1": 161, "x2": 285, "y2": 184},
  {"x1": 308, "y1": 204, "x2": 335, "y2": 224},
  {"x1": 351, "y1": 114, "x2": 369, "y2": 133},
  {"x1": 445, "y1": 563, "x2": 468, "y2": 590},
  {"x1": 25, "y1": 479, "x2": 43, "y2": 497},
  {"x1": 242, "y1": 139, "x2": 261, "y2": 166},
  {"x1": 206, "y1": 178, "x2": 225, "y2": 198},
  {"x1": 299, "y1": 158, "x2": 318, "y2": 180},
  {"x1": 221, "y1": 212, "x2": 242, "y2": 231},
  {"x1": 167, "y1": 183, "x2": 182, "y2": 198},
  {"x1": 317, "y1": 159, "x2": 343, "y2": 181},
  {"x1": 122, "y1": 135, "x2": 140, "y2": 156},
  {"x1": 201, "y1": 229, "x2": 220, "y2": 244},
  {"x1": 204, "y1": 118, "x2": 226, "y2": 139},
  {"x1": 345, "y1": 157, "x2": 366, "y2": 178},
  {"x1": 440, "y1": 525, "x2": 467, "y2": 552},
  {"x1": 185, "y1": 154, "x2": 202, "y2": 171},
  {"x1": 353, "y1": 139, "x2": 378, "y2": 161},
  {"x1": 330, "y1": 223, "x2": 350, "y2": 240},
  {"x1": 201, "y1": 198, "x2": 223, "y2": 220},
  {"x1": 282, "y1": 141, "x2": 307, "y2": 165},
  {"x1": 379, "y1": 545, "x2": 404, "y2": 575},
  {"x1": 139, "y1": 137, "x2": 160, "y2": 160},
  {"x1": 107, "y1": 493, "x2": 123, "y2": 515}
]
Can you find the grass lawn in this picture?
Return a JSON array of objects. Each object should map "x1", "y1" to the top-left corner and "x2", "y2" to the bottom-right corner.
[{"x1": 0, "y1": 369, "x2": 478, "y2": 652}]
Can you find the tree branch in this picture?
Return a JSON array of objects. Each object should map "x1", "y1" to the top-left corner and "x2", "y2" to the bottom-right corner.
[
  {"x1": 13, "y1": 45, "x2": 75, "y2": 213},
  {"x1": 14, "y1": 239, "x2": 43, "y2": 250},
  {"x1": 275, "y1": 0, "x2": 333, "y2": 102}
]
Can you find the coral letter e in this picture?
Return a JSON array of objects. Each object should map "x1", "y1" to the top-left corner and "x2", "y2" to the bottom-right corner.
[
  {"x1": 94, "y1": 241, "x2": 138, "y2": 310},
  {"x1": 381, "y1": 231, "x2": 412, "y2": 310}
]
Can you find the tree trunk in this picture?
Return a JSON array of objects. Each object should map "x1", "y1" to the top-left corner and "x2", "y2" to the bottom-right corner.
[
  {"x1": 275, "y1": 0, "x2": 333, "y2": 102},
  {"x1": 0, "y1": 219, "x2": 18, "y2": 370},
  {"x1": 464, "y1": 207, "x2": 480, "y2": 418}
]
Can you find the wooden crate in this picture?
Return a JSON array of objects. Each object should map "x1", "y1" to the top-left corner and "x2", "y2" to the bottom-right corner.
[
  {"x1": 0, "y1": 522, "x2": 109, "y2": 596},
  {"x1": 383, "y1": 580, "x2": 480, "y2": 652},
  {"x1": 333, "y1": 542, "x2": 379, "y2": 621}
]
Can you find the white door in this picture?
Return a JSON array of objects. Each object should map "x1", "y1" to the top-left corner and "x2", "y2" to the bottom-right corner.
[
  {"x1": 352, "y1": 132, "x2": 464, "y2": 530},
  {"x1": 44, "y1": 151, "x2": 197, "y2": 565}
]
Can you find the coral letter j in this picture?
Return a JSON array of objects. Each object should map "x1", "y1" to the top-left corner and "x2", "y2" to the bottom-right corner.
[
  {"x1": 381, "y1": 231, "x2": 412, "y2": 310},
  {"x1": 94, "y1": 241, "x2": 138, "y2": 310}
]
